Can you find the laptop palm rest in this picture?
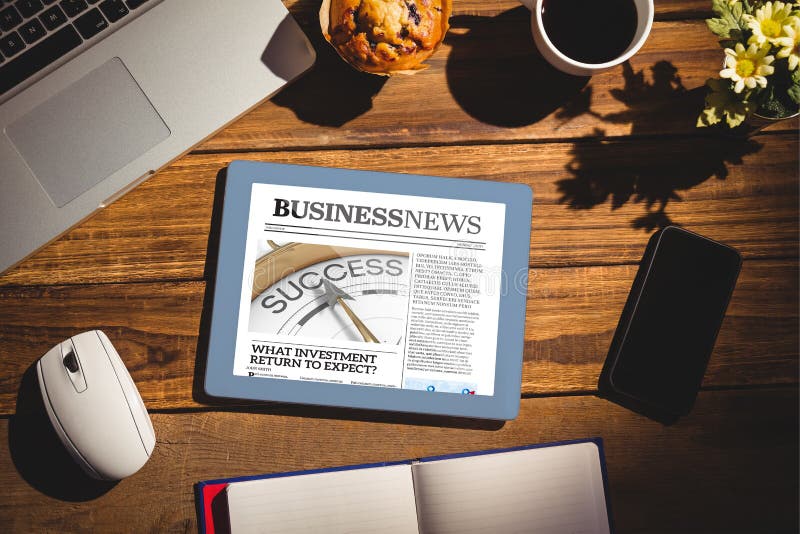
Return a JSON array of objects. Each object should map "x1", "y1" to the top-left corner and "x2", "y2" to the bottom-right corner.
[{"x1": 6, "y1": 57, "x2": 171, "y2": 208}]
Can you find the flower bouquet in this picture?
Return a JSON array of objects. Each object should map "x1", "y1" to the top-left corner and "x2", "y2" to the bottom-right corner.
[{"x1": 698, "y1": 0, "x2": 800, "y2": 128}]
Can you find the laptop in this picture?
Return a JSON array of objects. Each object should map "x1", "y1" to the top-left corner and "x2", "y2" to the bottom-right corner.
[{"x1": 0, "y1": 0, "x2": 316, "y2": 274}]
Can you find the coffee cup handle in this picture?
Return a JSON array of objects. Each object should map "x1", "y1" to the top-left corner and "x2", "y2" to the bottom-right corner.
[{"x1": 518, "y1": 0, "x2": 534, "y2": 10}]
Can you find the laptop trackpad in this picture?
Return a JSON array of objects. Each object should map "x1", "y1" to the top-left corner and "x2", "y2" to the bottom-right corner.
[{"x1": 6, "y1": 57, "x2": 171, "y2": 207}]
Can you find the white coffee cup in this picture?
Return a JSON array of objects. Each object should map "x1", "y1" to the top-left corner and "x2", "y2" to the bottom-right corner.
[{"x1": 519, "y1": 0, "x2": 654, "y2": 77}]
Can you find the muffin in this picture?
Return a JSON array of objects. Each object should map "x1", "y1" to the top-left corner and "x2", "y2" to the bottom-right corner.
[{"x1": 322, "y1": 0, "x2": 452, "y2": 74}]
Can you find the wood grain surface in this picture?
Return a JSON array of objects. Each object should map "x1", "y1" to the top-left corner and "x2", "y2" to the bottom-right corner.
[
  {"x1": 1, "y1": 134, "x2": 796, "y2": 286},
  {"x1": 199, "y1": 13, "x2": 797, "y2": 152},
  {"x1": 287, "y1": 0, "x2": 715, "y2": 20},
  {"x1": 1, "y1": 259, "x2": 795, "y2": 413},
  {"x1": 1, "y1": 390, "x2": 796, "y2": 533},
  {"x1": 0, "y1": 0, "x2": 797, "y2": 532}
]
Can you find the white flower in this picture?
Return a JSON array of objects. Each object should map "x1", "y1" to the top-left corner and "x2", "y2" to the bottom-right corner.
[
  {"x1": 775, "y1": 16, "x2": 800, "y2": 70},
  {"x1": 745, "y1": 1, "x2": 796, "y2": 46},
  {"x1": 720, "y1": 42, "x2": 776, "y2": 93}
]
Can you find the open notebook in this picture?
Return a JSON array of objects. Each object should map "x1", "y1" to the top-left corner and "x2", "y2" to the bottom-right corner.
[{"x1": 196, "y1": 439, "x2": 612, "y2": 534}]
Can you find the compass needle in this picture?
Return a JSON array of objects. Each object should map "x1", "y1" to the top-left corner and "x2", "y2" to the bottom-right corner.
[
  {"x1": 250, "y1": 245, "x2": 409, "y2": 343},
  {"x1": 321, "y1": 280, "x2": 381, "y2": 343}
]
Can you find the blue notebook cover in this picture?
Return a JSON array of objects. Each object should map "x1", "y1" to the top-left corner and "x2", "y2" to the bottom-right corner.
[{"x1": 195, "y1": 437, "x2": 613, "y2": 533}]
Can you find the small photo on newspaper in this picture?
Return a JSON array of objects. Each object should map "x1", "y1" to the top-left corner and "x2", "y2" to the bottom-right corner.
[
  {"x1": 249, "y1": 241, "x2": 411, "y2": 343},
  {"x1": 233, "y1": 183, "x2": 506, "y2": 397}
]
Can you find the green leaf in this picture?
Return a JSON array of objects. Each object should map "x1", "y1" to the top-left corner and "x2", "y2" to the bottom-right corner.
[
  {"x1": 791, "y1": 68, "x2": 800, "y2": 106},
  {"x1": 697, "y1": 77, "x2": 753, "y2": 128},
  {"x1": 707, "y1": 16, "x2": 739, "y2": 38},
  {"x1": 788, "y1": 84, "x2": 800, "y2": 105},
  {"x1": 707, "y1": 0, "x2": 751, "y2": 41},
  {"x1": 711, "y1": 0, "x2": 732, "y2": 17},
  {"x1": 697, "y1": 110, "x2": 720, "y2": 127},
  {"x1": 730, "y1": 1, "x2": 744, "y2": 19}
]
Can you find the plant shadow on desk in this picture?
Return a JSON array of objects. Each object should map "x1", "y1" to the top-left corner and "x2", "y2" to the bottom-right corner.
[
  {"x1": 192, "y1": 168, "x2": 502, "y2": 431},
  {"x1": 266, "y1": 20, "x2": 387, "y2": 127},
  {"x1": 8, "y1": 364, "x2": 118, "y2": 501},
  {"x1": 445, "y1": 8, "x2": 590, "y2": 127},
  {"x1": 556, "y1": 61, "x2": 763, "y2": 231}
]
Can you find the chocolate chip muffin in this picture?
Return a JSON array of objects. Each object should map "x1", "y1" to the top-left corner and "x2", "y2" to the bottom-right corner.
[{"x1": 324, "y1": 0, "x2": 451, "y2": 74}]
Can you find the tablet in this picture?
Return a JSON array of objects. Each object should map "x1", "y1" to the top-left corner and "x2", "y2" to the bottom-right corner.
[{"x1": 204, "y1": 161, "x2": 533, "y2": 420}]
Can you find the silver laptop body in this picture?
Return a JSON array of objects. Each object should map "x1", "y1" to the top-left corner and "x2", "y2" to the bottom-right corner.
[{"x1": 0, "y1": 0, "x2": 315, "y2": 274}]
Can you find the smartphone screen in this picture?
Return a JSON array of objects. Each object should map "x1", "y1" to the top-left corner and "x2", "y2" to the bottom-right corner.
[{"x1": 607, "y1": 226, "x2": 742, "y2": 415}]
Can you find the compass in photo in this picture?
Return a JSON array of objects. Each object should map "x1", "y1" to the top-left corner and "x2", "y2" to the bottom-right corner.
[{"x1": 249, "y1": 241, "x2": 411, "y2": 344}]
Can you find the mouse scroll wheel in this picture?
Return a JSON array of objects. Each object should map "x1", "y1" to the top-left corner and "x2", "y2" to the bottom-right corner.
[{"x1": 62, "y1": 351, "x2": 80, "y2": 373}]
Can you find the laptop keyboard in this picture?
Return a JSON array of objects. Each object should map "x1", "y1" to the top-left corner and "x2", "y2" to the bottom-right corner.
[{"x1": 0, "y1": 0, "x2": 152, "y2": 96}]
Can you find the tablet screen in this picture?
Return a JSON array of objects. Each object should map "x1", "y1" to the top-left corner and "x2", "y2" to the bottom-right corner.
[{"x1": 232, "y1": 183, "x2": 506, "y2": 397}]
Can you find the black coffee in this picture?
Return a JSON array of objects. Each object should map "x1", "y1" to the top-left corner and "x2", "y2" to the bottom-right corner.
[{"x1": 541, "y1": 0, "x2": 638, "y2": 64}]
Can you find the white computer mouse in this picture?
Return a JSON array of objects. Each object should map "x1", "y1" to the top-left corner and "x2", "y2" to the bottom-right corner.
[{"x1": 36, "y1": 330, "x2": 156, "y2": 481}]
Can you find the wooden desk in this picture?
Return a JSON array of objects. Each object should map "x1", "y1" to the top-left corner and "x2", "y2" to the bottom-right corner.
[{"x1": 1, "y1": 1, "x2": 797, "y2": 531}]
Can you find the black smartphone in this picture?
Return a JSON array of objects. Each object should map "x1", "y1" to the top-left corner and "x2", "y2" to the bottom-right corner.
[{"x1": 599, "y1": 226, "x2": 742, "y2": 418}]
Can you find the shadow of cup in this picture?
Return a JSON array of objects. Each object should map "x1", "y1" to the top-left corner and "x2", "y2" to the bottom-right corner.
[
  {"x1": 9, "y1": 364, "x2": 117, "y2": 501},
  {"x1": 268, "y1": 20, "x2": 387, "y2": 128},
  {"x1": 445, "y1": 8, "x2": 589, "y2": 127}
]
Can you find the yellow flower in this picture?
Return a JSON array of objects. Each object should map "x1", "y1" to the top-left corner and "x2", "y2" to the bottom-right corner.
[
  {"x1": 775, "y1": 16, "x2": 800, "y2": 70},
  {"x1": 745, "y1": 1, "x2": 796, "y2": 46},
  {"x1": 720, "y1": 42, "x2": 775, "y2": 93}
]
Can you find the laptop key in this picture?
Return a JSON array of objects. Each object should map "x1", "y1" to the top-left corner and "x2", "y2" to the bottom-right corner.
[
  {"x1": 72, "y1": 7, "x2": 105, "y2": 39},
  {"x1": 0, "y1": 24, "x2": 81, "y2": 94},
  {"x1": 0, "y1": 5, "x2": 22, "y2": 31},
  {"x1": 19, "y1": 16, "x2": 45, "y2": 43},
  {"x1": 0, "y1": 29, "x2": 25, "y2": 56},
  {"x1": 42, "y1": 0, "x2": 57, "y2": 4},
  {"x1": 98, "y1": 0, "x2": 126, "y2": 23},
  {"x1": 15, "y1": 0, "x2": 43, "y2": 19},
  {"x1": 39, "y1": 4, "x2": 65, "y2": 29},
  {"x1": 124, "y1": 0, "x2": 145, "y2": 9},
  {"x1": 59, "y1": 0, "x2": 86, "y2": 17}
]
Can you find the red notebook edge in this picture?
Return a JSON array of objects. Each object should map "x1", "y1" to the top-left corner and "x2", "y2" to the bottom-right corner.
[
  {"x1": 196, "y1": 481, "x2": 229, "y2": 534},
  {"x1": 194, "y1": 439, "x2": 611, "y2": 533}
]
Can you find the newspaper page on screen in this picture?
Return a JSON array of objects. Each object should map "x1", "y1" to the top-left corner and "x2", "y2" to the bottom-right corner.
[{"x1": 233, "y1": 183, "x2": 506, "y2": 396}]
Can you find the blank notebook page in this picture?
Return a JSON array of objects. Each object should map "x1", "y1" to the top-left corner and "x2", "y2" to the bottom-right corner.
[
  {"x1": 225, "y1": 464, "x2": 420, "y2": 534},
  {"x1": 412, "y1": 442, "x2": 610, "y2": 534}
]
